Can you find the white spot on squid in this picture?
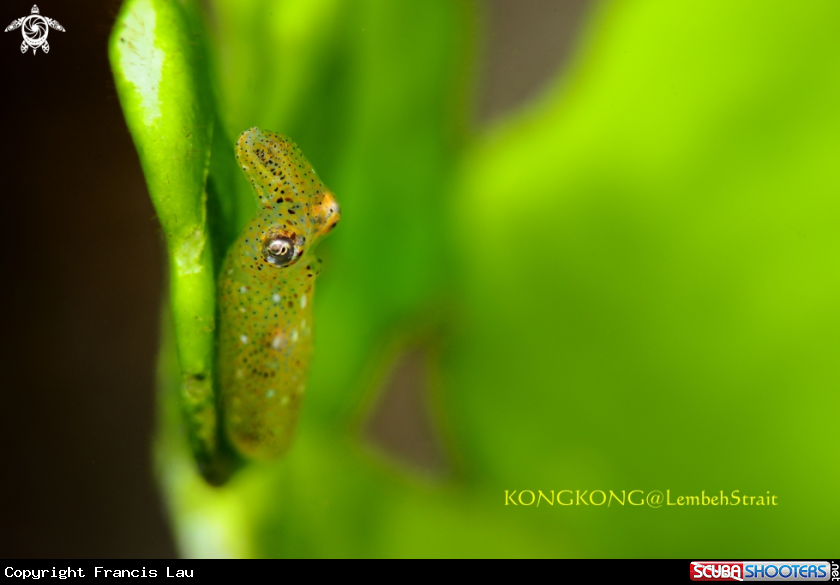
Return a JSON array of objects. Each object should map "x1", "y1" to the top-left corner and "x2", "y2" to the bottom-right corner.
[
  {"x1": 239, "y1": 307, "x2": 246, "y2": 313},
  {"x1": 291, "y1": 329, "x2": 299, "y2": 343},
  {"x1": 266, "y1": 389, "x2": 275, "y2": 399},
  {"x1": 236, "y1": 369, "x2": 243, "y2": 379},
  {"x1": 300, "y1": 295, "x2": 307, "y2": 309},
  {"x1": 272, "y1": 293, "x2": 281, "y2": 304},
  {"x1": 271, "y1": 333, "x2": 285, "y2": 350},
  {"x1": 240, "y1": 286, "x2": 247, "y2": 294},
  {"x1": 240, "y1": 334, "x2": 249, "y2": 344}
]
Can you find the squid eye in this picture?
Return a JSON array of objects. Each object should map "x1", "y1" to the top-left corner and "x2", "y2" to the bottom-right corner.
[{"x1": 262, "y1": 235, "x2": 296, "y2": 267}]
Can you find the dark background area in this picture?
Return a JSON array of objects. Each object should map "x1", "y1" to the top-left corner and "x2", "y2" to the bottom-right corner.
[{"x1": 0, "y1": 0, "x2": 592, "y2": 558}]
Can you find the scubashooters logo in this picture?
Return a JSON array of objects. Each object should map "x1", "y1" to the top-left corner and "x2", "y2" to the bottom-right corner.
[
  {"x1": 5, "y1": 5, "x2": 65, "y2": 54},
  {"x1": 690, "y1": 561, "x2": 834, "y2": 582}
]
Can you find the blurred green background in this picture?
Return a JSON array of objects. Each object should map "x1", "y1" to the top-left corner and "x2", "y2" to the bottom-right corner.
[{"x1": 3, "y1": 0, "x2": 838, "y2": 558}]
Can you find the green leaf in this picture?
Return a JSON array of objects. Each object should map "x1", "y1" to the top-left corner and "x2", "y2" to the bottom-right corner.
[{"x1": 109, "y1": 0, "x2": 225, "y2": 480}]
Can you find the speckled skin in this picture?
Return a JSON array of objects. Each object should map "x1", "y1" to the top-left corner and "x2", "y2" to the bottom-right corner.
[{"x1": 218, "y1": 128, "x2": 339, "y2": 460}]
